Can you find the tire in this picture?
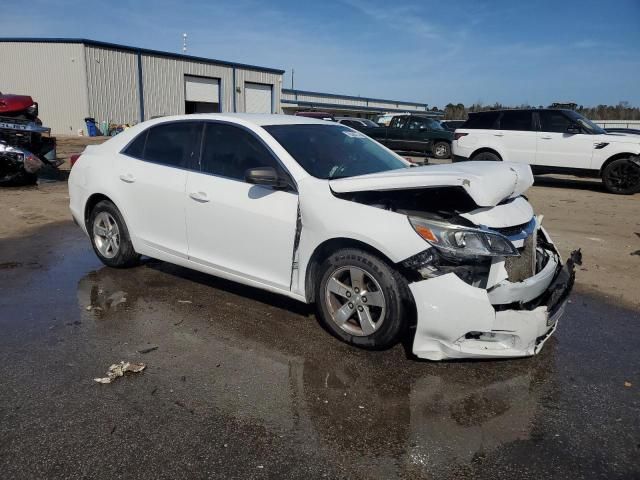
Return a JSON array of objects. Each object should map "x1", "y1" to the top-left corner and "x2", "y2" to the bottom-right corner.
[
  {"x1": 601, "y1": 158, "x2": 640, "y2": 195},
  {"x1": 471, "y1": 151, "x2": 501, "y2": 162},
  {"x1": 432, "y1": 141, "x2": 451, "y2": 159},
  {"x1": 88, "y1": 200, "x2": 140, "y2": 268},
  {"x1": 316, "y1": 248, "x2": 411, "y2": 350}
]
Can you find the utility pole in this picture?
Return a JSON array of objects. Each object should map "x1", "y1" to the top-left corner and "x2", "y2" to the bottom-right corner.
[
  {"x1": 182, "y1": 33, "x2": 188, "y2": 53},
  {"x1": 291, "y1": 69, "x2": 295, "y2": 90}
]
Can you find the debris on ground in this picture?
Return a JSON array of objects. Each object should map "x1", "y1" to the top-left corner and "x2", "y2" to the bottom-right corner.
[
  {"x1": 177, "y1": 300, "x2": 192, "y2": 304},
  {"x1": 94, "y1": 361, "x2": 146, "y2": 384},
  {"x1": 137, "y1": 345, "x2": 159, "y2": 354},
  {"x1": 624, "y1": 381, "x2": 632, "y2": 388},
  {"x1": 107, "y1": 291, "x2": 127, "y2": 308},
  {"x1": 630, "y1": 250, "x2": 640, "y2": 256}
]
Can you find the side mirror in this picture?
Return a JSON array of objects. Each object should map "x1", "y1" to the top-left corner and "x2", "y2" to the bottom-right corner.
[
  {"x1": 566, "y1": 124, "x2": 582, "y2": 134},
  {"x1": 245, "y1": 167, "x2": 288, "y2": 189}
]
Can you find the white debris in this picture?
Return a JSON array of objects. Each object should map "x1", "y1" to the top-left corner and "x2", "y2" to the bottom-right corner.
[{"x1": 94, "y1": 361, "x2": 146, "y2": 384}]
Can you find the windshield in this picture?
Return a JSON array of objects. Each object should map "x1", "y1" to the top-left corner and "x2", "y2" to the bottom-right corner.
[
  {"x1": 428, "y1": 119, "x2": 446, "y2": 131},
  {"x1": 264, "y1": 124, "x2": 409, "y2": 179},
  {"x1": 565, "y1": 110, "x2": 606, "y2": 134}
]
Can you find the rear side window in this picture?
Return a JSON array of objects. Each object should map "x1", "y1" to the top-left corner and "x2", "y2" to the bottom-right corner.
[
  {"x1": 499, "y1": 111, "x2": 533, "y2": 131},
  {"x1": 123, "y1": 131, "x2": 147, "y2": 158},
  {"x1": 539, "y1": 111, "x2": 572, "y2": 133},
  {"x1": 463, "y1": 112, "x2": 500, "y2": 129},
  {"x1": 200, "y1": 123, "x2": 280, "y2": 181},
  {"x1": 143, "y1": 122, "x2": 202, "y2": 168}
]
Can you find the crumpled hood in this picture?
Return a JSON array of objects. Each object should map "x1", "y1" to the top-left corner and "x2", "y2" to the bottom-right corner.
[{"x1": 329, "y1": 161, "x2": 534, "y2": 207}]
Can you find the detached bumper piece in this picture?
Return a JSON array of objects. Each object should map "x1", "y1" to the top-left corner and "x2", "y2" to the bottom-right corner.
[{"x1": 409, "y1": 248, "x2": 579, "y2": 361}]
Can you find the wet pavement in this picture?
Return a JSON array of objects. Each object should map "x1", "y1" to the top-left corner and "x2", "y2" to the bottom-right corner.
[{"x1": 1, "y1": 222, "x2": 638, "y2": 479}]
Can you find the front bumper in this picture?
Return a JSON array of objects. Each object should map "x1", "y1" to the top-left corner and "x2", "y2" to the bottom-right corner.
[{"x1": 409, "y1": 249, "x2": 579, "y2": 361}]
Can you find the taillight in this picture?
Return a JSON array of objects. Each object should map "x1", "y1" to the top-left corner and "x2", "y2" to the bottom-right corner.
[
  {"x1": 70, "y1": 154, "x2": 81, "y2": 167},
  {"x1": 454, "y1": 132, "x2": 468, "y2": 141}
]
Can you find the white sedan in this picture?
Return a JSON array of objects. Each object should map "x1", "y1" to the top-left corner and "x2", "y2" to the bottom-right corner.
[{"x1": 68, "y1": 114, "x2": 577, "y2": 360}]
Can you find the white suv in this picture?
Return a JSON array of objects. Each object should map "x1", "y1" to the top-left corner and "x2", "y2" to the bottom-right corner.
[
  {"x1": 69, "y1": 114, "x2": 577, "y2": 360},
  {"x1": 453, "y1": 109, "x2": 640, "y2": 194}
]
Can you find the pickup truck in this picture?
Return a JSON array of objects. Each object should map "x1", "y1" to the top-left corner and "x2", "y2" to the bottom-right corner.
[{"x1": 355, "y1": 114, "x2": 454, "y2": 159}]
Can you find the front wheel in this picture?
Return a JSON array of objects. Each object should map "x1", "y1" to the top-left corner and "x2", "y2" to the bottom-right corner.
[
  {"x1": 602, "y1": 158, "x2": 640, "y2": 194},
  {"x1": 432, "y1": 141, "x2": 451, "y2": 159},
  {"x1": 316, "y1": 248, "x2": 411, "y2": 350}
]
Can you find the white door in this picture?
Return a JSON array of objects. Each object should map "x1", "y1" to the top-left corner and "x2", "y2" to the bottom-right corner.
[
  {"x1": 535, "y1": 110, "x2": 594, "y2": 168},
  {"x1": 116, "y1": 121, "x2": 202, "y2": 258},
  {"x1": 245, "y1": 83, "x2": 273, "y2": 113},
  {"x1": 493, "y1": 110, "x2": 537, "y2": 164},
  {"x1": 185, "y1": 122, "x2": 298, "y2": 289},
  {"x1": 185, "y1": 75, "x2": 220, "y2": 103}
]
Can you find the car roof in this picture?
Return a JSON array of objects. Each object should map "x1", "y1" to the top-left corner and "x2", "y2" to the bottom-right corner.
[
  {"x1": 470, "y1": 108, "x2": 573, "y2": 115},
  {"x1": 137, "y1": 113, "x2": 333, "y2": 127}
]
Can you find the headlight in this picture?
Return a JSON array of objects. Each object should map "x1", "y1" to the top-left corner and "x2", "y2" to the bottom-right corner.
[{"x1": 408, "y1": 216, "x2": 519, "y2": 258}]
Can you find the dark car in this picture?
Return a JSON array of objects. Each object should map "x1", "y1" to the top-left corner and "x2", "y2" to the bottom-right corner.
[
  {"x1": 357, "y1": 114, "x2": 453, "y2": 159},
  {"x1": 336, "y1": 117, "x2": 380, "y2": 128},
  {"x1": 440, "y1": 120, "x2": 466, "y2": 131}
]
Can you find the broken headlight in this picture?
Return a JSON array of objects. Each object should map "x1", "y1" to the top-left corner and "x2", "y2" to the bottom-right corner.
[{"x1": 408, "y1": 216, "x2": 519, "y2": 258}]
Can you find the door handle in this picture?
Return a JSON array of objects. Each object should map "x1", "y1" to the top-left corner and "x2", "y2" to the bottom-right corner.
[
  {"x1": 119, "y1": 173, "x2": 135, "y2": 183},
  {"x1": 189, "y1": 191, "x2": 210, "y2": 203},
  {"x1": 540, "y1": 136, "x2": 552, "y2": 140}
]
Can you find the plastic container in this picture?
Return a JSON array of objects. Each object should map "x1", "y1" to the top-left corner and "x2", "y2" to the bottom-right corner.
[{"x1": 84, "y1": 117, "x2": 97, "y2": 137}]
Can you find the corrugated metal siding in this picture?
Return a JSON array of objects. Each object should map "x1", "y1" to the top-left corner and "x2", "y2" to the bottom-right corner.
[
  {"x1": 141, "y1": 55, "x2": 234, "y2": 118},
  {"x1": 282, "y1": 90, "x2": 427, "y2": 112},
  {"x1": 0, "y1": 42, "x2": 89, "y2": 134},
  {"x1": 85, "y1": 45, "x2": 139, "y2": 125},
  {"x1": 236, "y1": 69, "x2": 282, "y2": 113}
]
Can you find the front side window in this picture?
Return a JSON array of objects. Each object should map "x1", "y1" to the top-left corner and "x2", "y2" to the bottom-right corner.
[
  {"x1": 539, "y1": 111, "x2": 572, "y2": 133},
  {"x1": 200, "y1": 123, "x2": 280, "y2": 180},
  {"x1": 264, "y1": 124, "x2": 408, "y2": 179},
  {"x1": 499, "y1": 111, "x2": 533, "y2": 131},
  {"x1": 564, "y1": 110, "x2": 606, "y2": 134},
  {"x1": 390, "y1": 116, "x2": 408, "y2": 129},
  {"x1": 142, "y1": 122, "x2": 202, "y2": 168}
]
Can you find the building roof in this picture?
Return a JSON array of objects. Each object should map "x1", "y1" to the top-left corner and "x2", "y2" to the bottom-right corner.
[
  {"x1": 0, "y1": 37, "x2": 285, "y2": 74},
  {"x1": 283, "y1": 88, "x2": 428, "y2": 108}
]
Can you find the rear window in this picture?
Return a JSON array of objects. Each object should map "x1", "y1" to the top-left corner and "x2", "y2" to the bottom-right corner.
[{"x1": 463, "y1": 112, "x2": 500, "y2": 129}]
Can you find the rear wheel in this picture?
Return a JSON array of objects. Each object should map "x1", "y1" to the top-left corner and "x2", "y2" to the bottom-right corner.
[
  {"x1": 89, "y1": 200, "x2": 140, "y2": 268},
  {"x1": 316, "y1": 248, "x2": 411, "y2": 350},
  {"x1": 432, "y1": 141, "x2": 451, "y2": 159},
  {"x1": 602, "y1": 158, "x2": 640, "y2": 194},
  {"x1": 471, "y1": 151, "x2": 501, "y2": 162}
]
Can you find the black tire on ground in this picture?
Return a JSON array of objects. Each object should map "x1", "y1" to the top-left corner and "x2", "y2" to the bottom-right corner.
[
  {"x1": 470, "y1": 151, "x2": 501, "y2": 162},
  {"x1": 432, "y1": 141, "x2": 451, "y2": 159},
  {"x1": 315, "y1": 248, "x2": 412, "y2": 350},
  {"x1": 88, "y1": 200, "x2": 140, "y2": 268},
  {"x1": 601, "y1": 158, "x2": 640, "y2": 195}
]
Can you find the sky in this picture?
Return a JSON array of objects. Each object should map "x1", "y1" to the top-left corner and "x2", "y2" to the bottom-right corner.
[{"x1": 3, "y1": 0, "x2": 639, "y2": 108}]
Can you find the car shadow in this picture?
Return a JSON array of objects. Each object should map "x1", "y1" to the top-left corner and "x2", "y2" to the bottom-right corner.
[{"x1": 533, "y1": 175, "x2": 607, "y2": 193}]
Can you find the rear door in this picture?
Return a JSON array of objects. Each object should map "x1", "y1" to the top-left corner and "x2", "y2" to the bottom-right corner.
[
  {"x1": 494, "y1": 110, "x2": 537, "y2": 164},
  {"x1": 116, "y1": 121, "x2": 201, "y2": 258},
  {"x1": 185, "y1": 122, "x2": 298, "y2": 290},
  {"x1": 535, "y1": 111, "x2": 594, "y2": 168}
]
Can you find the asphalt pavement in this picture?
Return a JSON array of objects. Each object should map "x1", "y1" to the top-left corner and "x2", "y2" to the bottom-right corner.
[{"x1": 0, "y1": 222, "x2": 638, "y2": 479}]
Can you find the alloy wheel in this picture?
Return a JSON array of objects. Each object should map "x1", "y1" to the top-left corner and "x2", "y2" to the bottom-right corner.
[
  {"x1": 93, "y1": 212, "x2": 120, "y2": 259},
  {"x1": 607, "y1": 161, "x2": 640, "y2": 193},
  {"x1": 324, "y1": 266, "x2": 386, "y2": 337}
]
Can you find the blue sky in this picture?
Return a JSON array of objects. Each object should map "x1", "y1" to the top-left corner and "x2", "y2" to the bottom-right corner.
[{"x1": 3, "y1": 0, "x2": 639, "y2": 107}]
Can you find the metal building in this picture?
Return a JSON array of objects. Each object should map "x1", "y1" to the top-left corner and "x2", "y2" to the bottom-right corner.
[
  {"x1": 0, "y1": 38, "x2": 284, "y2": 134},
  {"x1": 281, "y1": 89, "x2": 440, "y2": 119}
]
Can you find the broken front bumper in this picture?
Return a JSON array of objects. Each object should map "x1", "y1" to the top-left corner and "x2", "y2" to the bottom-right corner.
[{"x1": 409, "y1": 249, "x2": 579, "y2": 361}]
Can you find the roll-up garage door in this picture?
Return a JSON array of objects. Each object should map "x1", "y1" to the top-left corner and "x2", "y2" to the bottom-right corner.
[
  {"x1": 245, "y1": 83, "x2": 273, "y2": 113},
  {"x1": 185, "y1": 76, "x2": 220, "y2": 103}
]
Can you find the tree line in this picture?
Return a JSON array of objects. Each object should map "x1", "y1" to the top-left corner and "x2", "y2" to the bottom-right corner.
[{"x1": 442, "y1": 101, "x2": 640, "y2": 121}]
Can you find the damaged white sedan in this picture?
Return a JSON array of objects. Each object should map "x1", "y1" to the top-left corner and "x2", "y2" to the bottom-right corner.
[{"x1": 69, "y1": 114, "x2": 577, "y2": 360}]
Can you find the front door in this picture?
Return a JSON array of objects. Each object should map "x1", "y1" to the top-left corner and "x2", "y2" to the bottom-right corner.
[
  {"x1": 535, "y1": 110, "x2": 594, "y2": 168},
  {"x1": 185, "y1": 122, "x2": 299, "y2": 290}
]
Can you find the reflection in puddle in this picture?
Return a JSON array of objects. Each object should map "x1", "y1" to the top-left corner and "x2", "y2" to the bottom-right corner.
[{"x1": 76, "y1": 263, "x2": 555, "y2": 478}]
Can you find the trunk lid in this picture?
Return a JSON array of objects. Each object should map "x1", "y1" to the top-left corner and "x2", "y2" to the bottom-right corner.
[{"x1": 329, "y1": 161, "x2": 534, "y2": 207}]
